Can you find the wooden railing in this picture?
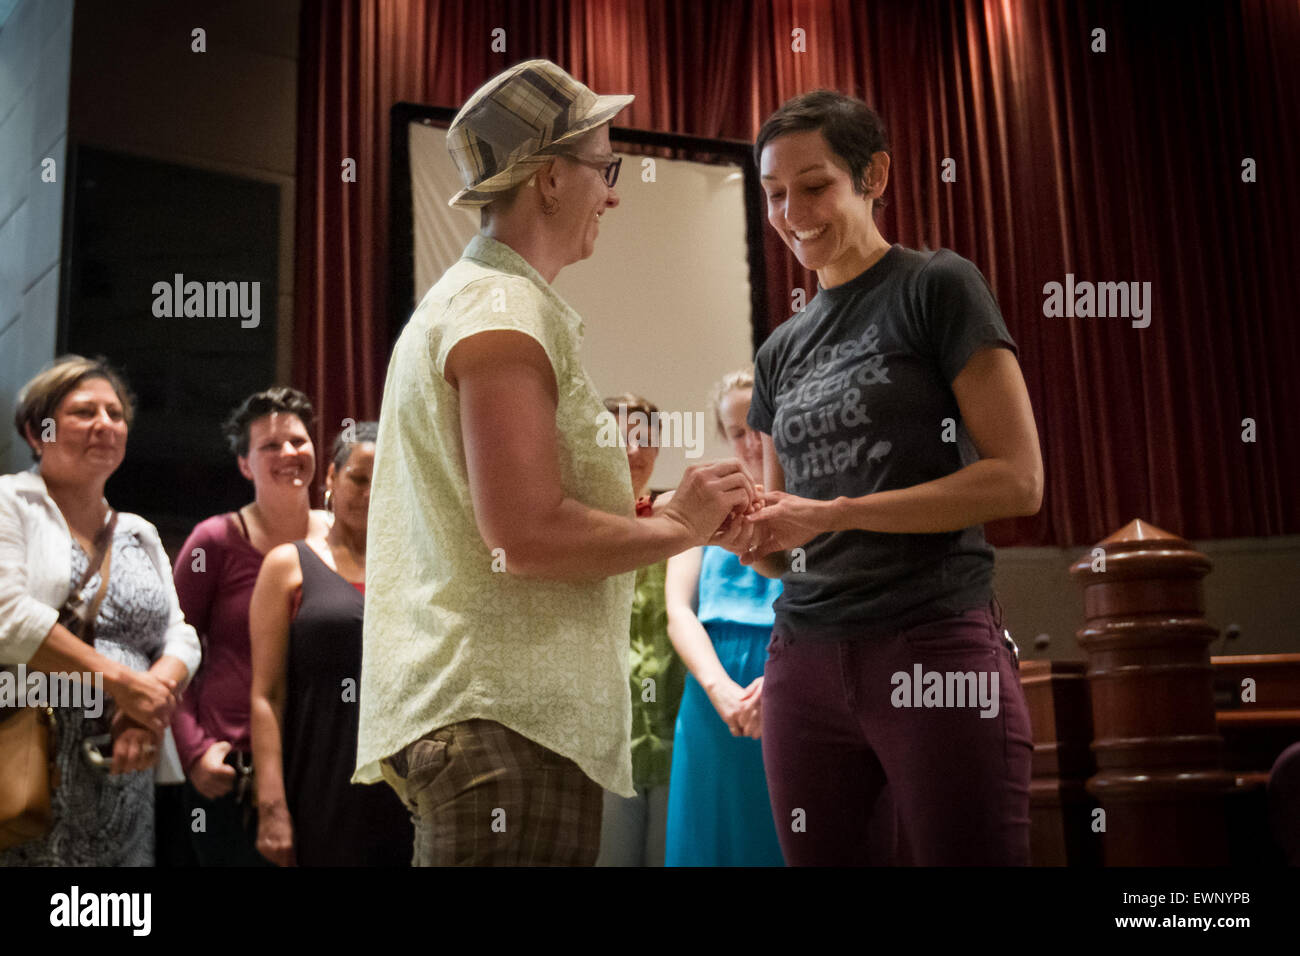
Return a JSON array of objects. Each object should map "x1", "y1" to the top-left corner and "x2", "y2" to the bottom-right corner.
[{"x1": 1021, "y1": 519, "x2": 1299, "y2": 865}]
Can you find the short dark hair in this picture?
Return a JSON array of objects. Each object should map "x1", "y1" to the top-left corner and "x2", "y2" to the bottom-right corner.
[
  {"x1": 330, "y1": 420, "x2": 378, "y2": 471},
  {"x1": 13, "y1": 355, "x2": 136, "y2": 461},
  {"x1": 221, "y1": 387, "x2": 315, "y2": 458},
  {"x1": 755, "y1": 90, "x2": 890, "y2": 212},
  {"x1": 604, "y1": 392, "x2": 660, "y2": 441}
]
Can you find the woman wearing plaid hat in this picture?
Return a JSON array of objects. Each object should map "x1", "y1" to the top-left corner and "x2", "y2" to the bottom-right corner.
[{"x1": 355, "y1": 61, "x2": 759, "y2": 866}]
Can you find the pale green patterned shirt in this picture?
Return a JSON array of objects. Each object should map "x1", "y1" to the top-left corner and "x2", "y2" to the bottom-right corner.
[{"x1": 355, "y1": 234, "x2": 637, "y2": 798}]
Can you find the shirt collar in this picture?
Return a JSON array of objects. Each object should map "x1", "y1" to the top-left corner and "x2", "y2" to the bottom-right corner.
[
  {"x1": 14, "y1": 465, "x2": 49, "y2": 498},
  {"x1": 463, "y1": 234, "x2": 586, "y2": 339},
  {"x1": 13, "y1": 466, "x2": 111, "y2": 524}
]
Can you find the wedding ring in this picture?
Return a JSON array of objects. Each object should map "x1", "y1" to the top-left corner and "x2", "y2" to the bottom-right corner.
[{"x1": 141, "y1": 744, "x2": 157, "y2": 755}]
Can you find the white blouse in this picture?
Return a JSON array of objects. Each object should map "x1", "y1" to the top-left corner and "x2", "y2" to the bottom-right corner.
[{"x1": 0, "y1": 467, "x2": 202, "y2": 783}]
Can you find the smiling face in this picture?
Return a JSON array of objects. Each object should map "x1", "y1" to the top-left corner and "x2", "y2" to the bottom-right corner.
[
  {"x1": 553, "y1": 125, "x2": 620, "y2": 265},
  {"x1": 326, "y1": 441, "x2": 374, "y2": 534},
  {"x1": 717, "y1": 387, "x2": 764, "y2": 483},
  {"x1": 237, "y1": 412, "x2": 315, "y2": 493},
  {"x1": 30, "y1": 376, "x2": 129, "y2": 487},
  {"x1": 760, "y1": 129, "x2": 888, "y2": 287}
]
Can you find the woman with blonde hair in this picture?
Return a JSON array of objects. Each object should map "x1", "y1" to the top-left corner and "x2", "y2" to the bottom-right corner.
[
  {"x1": 663, "y1": 367, "x2": 784, "y2": 866},
  {"x1": 0, "y1": 355, "x2": 200, "y2": 865}
]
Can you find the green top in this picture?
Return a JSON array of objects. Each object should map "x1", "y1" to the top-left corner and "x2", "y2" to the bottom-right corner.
[
  {"x1": 356, "y1": 234, "x2": 637, "y2": 799},
  {"x1": 628, "y1": 559, "x2": 686, "y2": 789}
]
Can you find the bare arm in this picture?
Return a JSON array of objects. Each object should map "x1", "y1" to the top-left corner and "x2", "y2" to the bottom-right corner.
[
  {"x1": 664, "y1": 547, "x2": 746, "y2": 736},
  {"x1": 742, "y1": 347, "x2": 1043, "y2": 560},
  {"x1": 447, "y1": 330, "x2": 755, "y2": 581},
  {"x1": 665, "y1": 548, "x2": 729, "y2": 691},
  {"x1": 826, "y1": 347, "x2": 1043, "y2": 531},
  {"x1": 747, "y1": 432, "x2": 790, "y2": 579},
  {"x1": 249, "y1": 543, "x2": 300, "y2": 866}
]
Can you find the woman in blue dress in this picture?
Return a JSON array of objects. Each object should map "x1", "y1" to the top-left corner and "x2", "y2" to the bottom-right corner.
[{"x1": 664, "y1": 368, "x2": 784, "y2": 866}]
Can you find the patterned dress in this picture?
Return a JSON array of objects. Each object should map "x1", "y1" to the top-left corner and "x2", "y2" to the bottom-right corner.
[{"x1": 0, "y1": 526, "x2": 170, "y2": 867}]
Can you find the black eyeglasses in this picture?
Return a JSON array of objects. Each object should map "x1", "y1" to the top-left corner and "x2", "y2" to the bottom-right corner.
[{"x1": 558, "y1": 151, "x2": 622, "y2": 188}]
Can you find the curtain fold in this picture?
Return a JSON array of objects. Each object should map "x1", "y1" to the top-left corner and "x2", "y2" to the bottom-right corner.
[{"x1": 295, "y1": 0, "x2": 1300, "y2": 547}]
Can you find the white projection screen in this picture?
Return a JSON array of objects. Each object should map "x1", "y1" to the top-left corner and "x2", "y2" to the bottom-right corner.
[{"x1": 400, "y1": 115, "x2": 761, "y2": 491}]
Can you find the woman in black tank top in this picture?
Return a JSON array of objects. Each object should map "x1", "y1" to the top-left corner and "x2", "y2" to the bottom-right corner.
[{"x1": 248, "y1": 423, "x2": 411, "y2": 865}]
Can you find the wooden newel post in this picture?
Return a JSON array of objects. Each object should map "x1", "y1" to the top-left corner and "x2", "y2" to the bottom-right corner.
[{"x1": 1069, "y1": 519, "x2": 1233, "y2": 865}]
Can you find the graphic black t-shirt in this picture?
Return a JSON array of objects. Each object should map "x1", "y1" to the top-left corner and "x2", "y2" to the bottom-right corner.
[{"x1": 748, "y1": 245, "x2": 1017, "y2": 641}]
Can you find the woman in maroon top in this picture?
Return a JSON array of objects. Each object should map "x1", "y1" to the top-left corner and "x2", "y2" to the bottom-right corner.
[
  {"x1": 171, "y1": 387, "x2": 331, "y2": 866},
  {"x1": 249, "y1": 423, "x2": 412, "y2": 866}
]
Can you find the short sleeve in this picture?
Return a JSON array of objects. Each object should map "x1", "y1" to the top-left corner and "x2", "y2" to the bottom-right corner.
[
  {"x1": 918, "y1": 251, "x2": 1018, "y2": 385},
  {"x1": 433, "y1": 276, "x2": 566, "y2": 387},
  {"x1": 747, "y1": 337, "x2": 778, "y2": 434}
]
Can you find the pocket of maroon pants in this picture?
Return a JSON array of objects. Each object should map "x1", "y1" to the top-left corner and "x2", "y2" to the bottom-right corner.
[{"x1": 898, "y1": 609, "x2": 999, "y2": 659}]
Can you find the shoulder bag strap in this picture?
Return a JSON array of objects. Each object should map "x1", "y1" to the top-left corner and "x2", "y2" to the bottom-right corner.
[{"x1": 68, "y1": 510, "x2": 117, "y2": 645}]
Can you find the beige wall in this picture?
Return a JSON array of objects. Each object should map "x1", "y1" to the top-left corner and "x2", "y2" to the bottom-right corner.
[
  {"x1": 409, "y1": 122, "x2": 754, "y2": 490},
  {"x1": 67, "y1": 0, "x2": 300, "y2": 384},
  {"x1": 0, "y1": 0, "x2": 74, "y2": 474},
  {"x1": 996, "y1": 534, "x2": 1300, "y2": 660}
]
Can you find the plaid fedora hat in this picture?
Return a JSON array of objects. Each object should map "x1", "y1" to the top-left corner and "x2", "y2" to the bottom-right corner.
[{"x1": 446, "y1": 59, "x2": 634, "y2": 208}]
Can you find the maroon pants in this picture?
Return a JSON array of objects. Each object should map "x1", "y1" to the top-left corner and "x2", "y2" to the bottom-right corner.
[{"x1": 761, "y1": 600, "x2": 1032, "y2": 866}]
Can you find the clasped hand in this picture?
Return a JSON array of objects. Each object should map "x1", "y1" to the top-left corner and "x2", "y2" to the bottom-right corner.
[
  {"x1": 660, "y1": 459, "x2": 757, "y2": 546},
  {"x1": 112, "y1": 668, "x2": 179, "y2": 735},
  {"x1": 657, "y1": 461, "x2": 826, "y2": 561},
  {"x1": 707, "y1": 676, "x2": 763, "y2": 738},
  {"x1": 108, "y1": 710, "x2": 163, "y2": 775},
  {"x1": 713, "y1": 489, "x2": 825, "y2": 564}
]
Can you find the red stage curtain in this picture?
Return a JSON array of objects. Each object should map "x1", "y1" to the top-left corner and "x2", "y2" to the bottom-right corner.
[{"x1": 295, "y1": 0, "x2": 1300, "y2": 547}]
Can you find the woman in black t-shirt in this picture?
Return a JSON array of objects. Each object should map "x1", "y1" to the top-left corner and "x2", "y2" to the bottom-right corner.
[{"x1": 728, "y1": 91, "x2": 1043, "y2": 865}]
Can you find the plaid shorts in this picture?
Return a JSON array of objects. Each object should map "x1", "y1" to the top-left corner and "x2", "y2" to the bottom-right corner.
[{"x1": 382, "y1": 719, "x2": 602, "y2": 866}]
